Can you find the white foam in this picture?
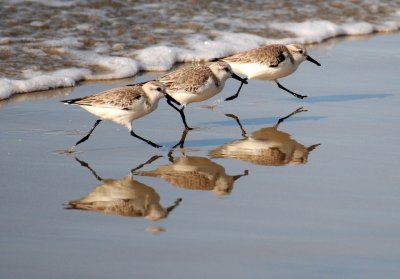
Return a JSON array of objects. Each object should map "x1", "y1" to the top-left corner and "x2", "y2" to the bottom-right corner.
[
  {"x1": 87, "y1": 56, "x2": 140, "y2": 80},
  {"x1": 0, "y1": 37, "x2": 12, "y2": 45},
  {"x1": 0, "y1": 68, "x2": 90, "y2": 100},
  {"x1": 72, "y1": 51, "x2": 140, "y2": 80},
  {"x1": 375, "y1": 21, "x2": 400, "y2": 32},
  {"x1": 270, "y1": 20, "x2": 400, "y2": 44},
  {"x1": 43, "y1": 37, "x2": 83, "y2": 48},
  {"x1": 181, "y1": 32, "x2": 273, "y2": 61},
  {"x1": 134, "y1": 46, "x2": 178, "y2": 71},
  {"x1": 131, "y1": 32, "x2": 273, "y2": 70},
  {"x1": 0, "y1": 49, "x2": 141, "y2": 99}
]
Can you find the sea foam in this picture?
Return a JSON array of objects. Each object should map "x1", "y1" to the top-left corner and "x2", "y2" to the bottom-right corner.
[
  {"x1": 135, "y1": 46, "x2": 179, "y2": 71},
  {"x1": 0, "y1": 68, "x2": 90, "y2": 100},
  {"x1": 269, "y1": 20, "x2": 394, "y2": 44}
]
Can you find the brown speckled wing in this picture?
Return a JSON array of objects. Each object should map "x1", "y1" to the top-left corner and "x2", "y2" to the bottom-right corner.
[
  {"x1": 223, "y1": 44, "x2": 289, "y2": 67},
  {"x1": 159, "y1": 66, "x2": 213, "y2": 94},
  {"x1": 73, "y1": 86, "x2": 144, "y2": 109}
]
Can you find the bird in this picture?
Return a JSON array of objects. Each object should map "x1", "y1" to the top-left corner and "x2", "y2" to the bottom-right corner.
[
  {"x1": 61, "y1": 80, "x2": 180, "y2": 149},
  {"x1": 211, "y1": 44, "x2": 321, "y2": 100},
  {"x1": 158, "y1": 61, "x2": 248, "y2": 130}
]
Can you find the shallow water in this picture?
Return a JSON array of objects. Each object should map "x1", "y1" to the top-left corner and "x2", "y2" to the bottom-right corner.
[{"x1": 1, "y1": 33, "x2": 400, "y2": 278}]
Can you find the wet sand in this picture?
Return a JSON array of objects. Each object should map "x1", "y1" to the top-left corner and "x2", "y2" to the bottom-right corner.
[{"x1": 1, "y1": 33, "x2": 400, "y2": 278}]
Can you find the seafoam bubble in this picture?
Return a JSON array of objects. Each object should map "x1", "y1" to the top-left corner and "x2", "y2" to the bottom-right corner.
[
  {"x1": 135, "y1": 45, "x2": 178, "y2": 71},
  {"x1": 43, "y1": 37, "x2": 83, "y2": 48},
  {"x1": 95, "y1": 59, "x2": 139, "y2": 80},
  {"x1": 270, "y1": 20, "x2": 343, "y2": 44},
  {"x1": 0, "y1": 68, "x2": 90, "y2": 100},
  {"x1": 269, "y1": 19, "x2": 399, "y2": 44},
  {"x1": 67, "y1": 50, "x2": 140, "y2": 80},
  {"x1": 341, "y1": 22, "x2": 375, "y2": 35},
  {"x1": 374, "y1": 21, "x2": 400, "y2": 32},
  {"x1": 87, "y1": 56, "x2": 140, "y2": 80},
  {"x1": 174, "y1": 32, "x2": 274, "y2": 62},
  {"x1": 0, "y1": 79, "x2": 13, "y2": 99}
]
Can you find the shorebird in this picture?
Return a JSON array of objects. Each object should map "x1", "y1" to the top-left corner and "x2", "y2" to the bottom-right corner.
[
  {"x1": 158, "y1": 61, "x2": 248, "y2": 130},
  {"x1": 61, "y1": 80, "x2": 180, "y2": 148},
  {"x1": 212, "y1": 44, "x2": 321, "y2": 100}
]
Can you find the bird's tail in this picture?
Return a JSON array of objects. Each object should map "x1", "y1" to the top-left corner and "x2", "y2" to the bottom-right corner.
[
  {"x1": 126, "y1": 80, "x2": 156, "y2": 87},
  {"x1": 60, "y1": 97, "x2": 83, "y2": 105}
]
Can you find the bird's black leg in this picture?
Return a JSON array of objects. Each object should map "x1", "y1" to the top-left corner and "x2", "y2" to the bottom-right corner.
[
  {"x1": 172, "y1": 128, "x2": 189, "y2": 149},
  {"x1": 276, "y1": 107, "x2": 307, "y2": 127},
  {"x1": 225, "y1": 80, "x2": 245, "y2": 101},
  {"x1": 232, "y1": 170, "x2": 249, "y2": 182},
  {"x1": 166, "y1": 198, "x2": 183, "y2": 215},
  {"x1": 225, "y1": 113, "x2": 247, "y2": 137},
  {"x1": 275, "y1": 81, "x2": 307, "y2": 99},
  {"x1": 74, "y1": 119, "x2": 102, "y2": 147},
  {"x1": 167, "y1": 99, "x2": 193, "y2": 130},
  {"x1": 130, "y1": 130, "x2": 161, "y2": 148},
  {"x1": 131, "y1": 155, "x2": 163, "y2": 173},
  {"x1": 74, "y1": 157, "x2": 103, "y2": 181}
]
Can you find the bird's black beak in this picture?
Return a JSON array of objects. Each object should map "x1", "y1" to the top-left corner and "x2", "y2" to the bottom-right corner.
[
  {"x1": 306, "y1": 55, "x2": 321, "y2": 66},
  {"x1": 231, "y1": 73, "x2": 248, "y2": 84},
  {"x1": 165, "y1": 93, "x2": 181, "y2": 106}
]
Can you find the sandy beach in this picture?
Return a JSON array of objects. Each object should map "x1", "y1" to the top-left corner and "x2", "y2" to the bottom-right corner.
[{"x1": 1, "y1": 33, "x2": 400, "y2": 278}]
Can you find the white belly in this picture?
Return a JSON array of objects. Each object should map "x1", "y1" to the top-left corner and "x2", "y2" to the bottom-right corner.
[
  {"x1": 229, "y1": 60, "x2": 298, "y2": 80},
  {"x1": 168, "y1": 79, "x2": 223, "y2": 106},
  {"x1": 82, "y1": 103, "x2": 156, "y2": 129}
]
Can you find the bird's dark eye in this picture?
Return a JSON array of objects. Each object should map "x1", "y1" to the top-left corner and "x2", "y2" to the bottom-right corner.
[
  {"x1": 299, "y1": 50, "x2": 304, "y2": 54},
  {"x1": 223, "y1": 67, "x2": 230, "y2": 72},
  {"x1": 156, "y1": 87, "x2": 162, "y2": 91}
]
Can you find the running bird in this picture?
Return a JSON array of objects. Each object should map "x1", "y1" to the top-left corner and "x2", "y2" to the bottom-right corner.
[
  {"x1": 158, "y1": 61, "x2": 248, "y2": 130},
  {"x1": 61, "y1": 80, "x2": 180, "y2": 149},
  {"x1": 212, "y1": 44, "x2": 321, "y2": 100}
]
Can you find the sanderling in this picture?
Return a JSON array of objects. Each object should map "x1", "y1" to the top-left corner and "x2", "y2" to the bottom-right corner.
[
  {"x1": 212, "y1": 44, "x2": 321, "y2": 100},
  {"x1": 61, "y1": 80, "x2": 180, "y2": 149},
  {"x1": 158, "y1": 61, "x2": 248, "y2": 130}
]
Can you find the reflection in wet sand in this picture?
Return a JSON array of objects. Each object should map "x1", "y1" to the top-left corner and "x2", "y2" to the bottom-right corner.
[
  {"x1": 210, "y1": 108, "x2": 320, "y2": 166},
  {"x1": 134, "y1": 150, "x2": 248, "y2": 196},
  {"x1": 65, "y1": 156, "x2": 181, "y2": 221}
]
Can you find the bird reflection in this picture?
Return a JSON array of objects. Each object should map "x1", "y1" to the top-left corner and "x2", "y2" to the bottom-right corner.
[
  {"x1": 210, "y1": 107, "x2": 320, "y2": 166},
  {"x1": 171, "y1": 128, "x2": 190, "y2": 149},
  {"x1": 65, "y1": 156, "x2": 182, "y2": 221},
  {"x1": 133, "y1": 150, "x2": 248, "y2": 196}
]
